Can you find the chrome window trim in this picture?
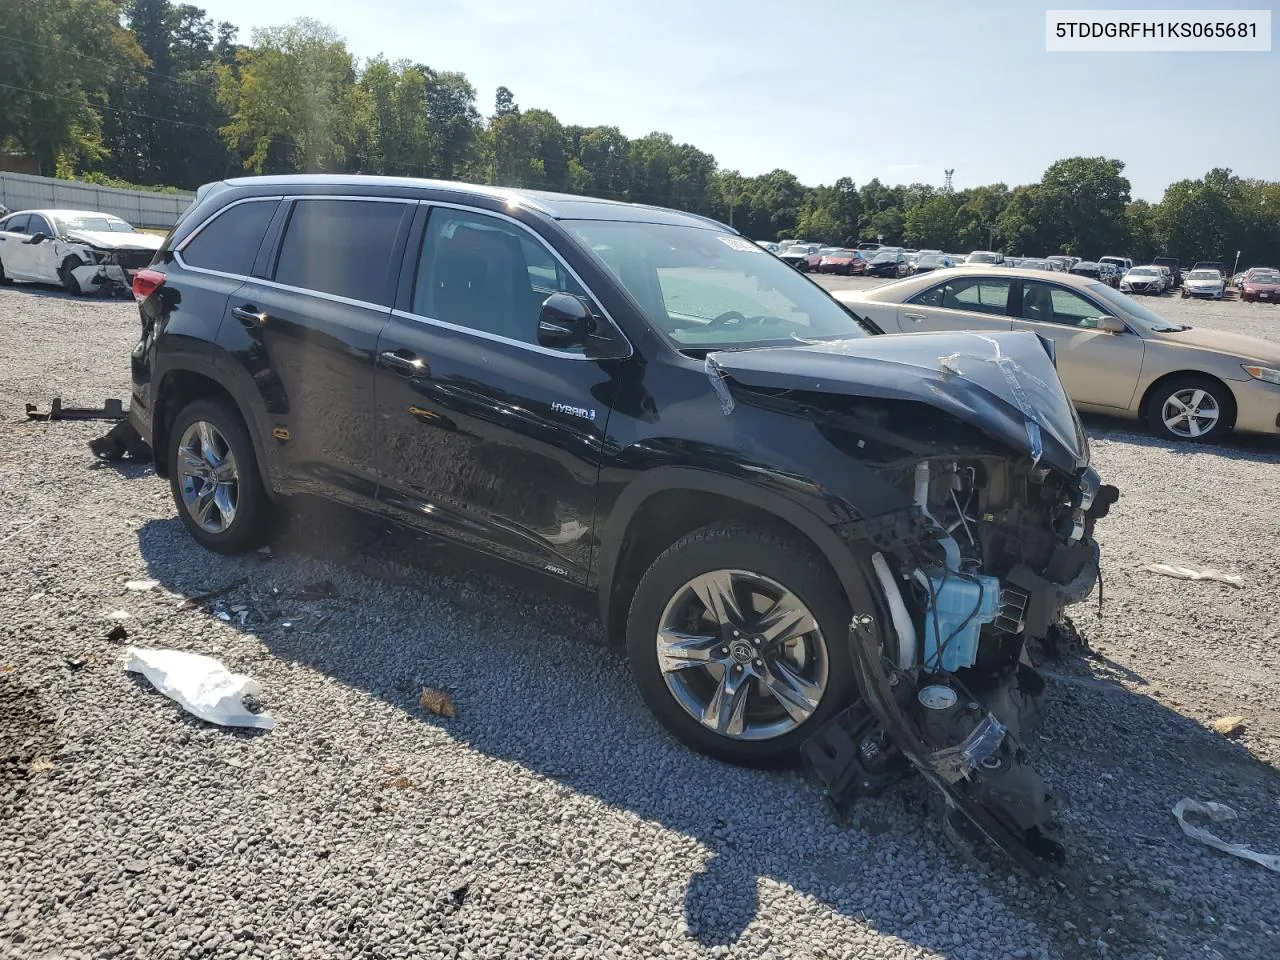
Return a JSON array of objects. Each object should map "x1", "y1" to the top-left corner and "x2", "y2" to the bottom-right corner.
[
  {"x1": 396, "y1": 199, "x2": 633, "y2": 361},
  {"x1": 171, "y1": 194, "x2": 634, "y2": 359},
  {"x1": 175, "y1": 195, "x2": 284, "y2": 254}
]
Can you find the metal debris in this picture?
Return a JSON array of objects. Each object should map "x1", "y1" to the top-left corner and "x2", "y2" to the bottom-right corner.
[{"x1": 25, "y1": 397, "x2": 125, "y2": 422}]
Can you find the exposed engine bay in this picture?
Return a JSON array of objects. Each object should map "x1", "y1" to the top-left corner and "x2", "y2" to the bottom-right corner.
[{"x1": 805, "y1": 455, "x2": 1118, "y2": 874}]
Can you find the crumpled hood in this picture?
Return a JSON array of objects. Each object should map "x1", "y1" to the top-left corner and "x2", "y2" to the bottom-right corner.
[
  {"x1": 708, "y1": 330, "x2": 1088, "y2": 473},
  {"x1": 65, "y1": 230, "x2": 164, "y2": 251}
]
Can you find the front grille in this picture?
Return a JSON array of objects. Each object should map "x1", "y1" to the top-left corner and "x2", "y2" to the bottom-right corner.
[{"x1": 109, "y1": 249, "x2": 155, "y2": 270}]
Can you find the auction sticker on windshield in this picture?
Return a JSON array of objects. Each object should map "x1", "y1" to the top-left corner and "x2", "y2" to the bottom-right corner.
[{"x1": 717, "y1": 236, "x2": 764, "y2": 253}]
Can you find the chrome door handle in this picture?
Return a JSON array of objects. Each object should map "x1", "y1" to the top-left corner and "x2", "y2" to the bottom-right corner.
[
  {"x1": 903, "y1": 312, "x2": 926, "y2": 322},
  {"x1": 378, "y1": 350, "x2": 428, "y2": 377},
  {"x1": 230, "y1": 305, "x2": 267, "y2": 327}
]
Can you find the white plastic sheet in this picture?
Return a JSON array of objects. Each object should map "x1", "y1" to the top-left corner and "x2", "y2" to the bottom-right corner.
[
  {"x1": 124, "y1": 646, "x2": 275, "y2": 730},
  {"x1": 1172, "y1": 798, "x2": 1280, "y2": 873},
  {"x1": 1143, "y1": 563, "x2": 1244, "y2": 588}
]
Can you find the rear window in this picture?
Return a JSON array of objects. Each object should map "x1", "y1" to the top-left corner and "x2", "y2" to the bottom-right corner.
[
  {"x1": 181, "y1": 200, "x2": 278, "y2": 275},
  {"x1": 274, "y1": 199, "x2": 409, "y2": 305}
]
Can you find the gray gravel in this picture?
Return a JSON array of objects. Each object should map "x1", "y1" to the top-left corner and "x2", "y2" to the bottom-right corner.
[{"x1": 2, "y1": 279, "x2": 1279, "y2": 960}]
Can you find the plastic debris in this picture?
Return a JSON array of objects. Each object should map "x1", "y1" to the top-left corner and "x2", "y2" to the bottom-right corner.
[
  {"x1": 125, "y1": 579, "x2": 160, "y2": 592},
  {"x1": 1210, "y1": 716, "x2": 1246, "y2": 737},
  {"x1": 1172, "y1": 798, "x2": 1280, "y2": 873},
  {"x1": 1143, "y1": 563, "x2": 1243, "y2": 588},
  {"x1": 105, "y1": 609, "x2": 131, "y2": 621},
  {"x1": 419, "y1": 686, "x2": 457, "y2": 718},
  {"x1": 123, "y1": 646, "x2": 276, "y2": 730},
  {"x1": 177, "y1": 577, "x2": 248, "y2": 610}
]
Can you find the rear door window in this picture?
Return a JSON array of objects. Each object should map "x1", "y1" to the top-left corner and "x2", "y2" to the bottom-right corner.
[
  {"x1": 275, "y1": 199, "x2": 409, "y2": 305},
  {"x1": 181, "y1": 200, "x2": 278, "y2": 276},
  {"x1": 1, "y1": 214, "x2": 29, "y2": 233},
  {"x1": 910, "y1": 276, "x2": 1012, "y2": 315}
]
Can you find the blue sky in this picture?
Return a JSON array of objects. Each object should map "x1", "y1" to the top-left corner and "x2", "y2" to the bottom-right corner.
[{"x1": 195, "y1": 0, "x2": 1277, "y2": 200}]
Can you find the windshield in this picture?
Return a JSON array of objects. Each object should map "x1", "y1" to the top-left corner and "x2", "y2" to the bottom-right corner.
[
  {"x1": 566, "y1": 220, "x2": 873, "y2": 350},
  {"x1": 826, "y1": 250, "x2": 854, "y2": 258},
  {"x1": 871, "y1": 252, "x2": 898, "y2": 262},
  {"x1": 1128, "y1": 268, "x2": 1158, "y2": 276},
  {"x1": 1248, "y1": 271, "x2": 1280, "y2": 283},
  {"x1": 1187, "y1": 270, "x2": 1220, "y2": 280},
  {"x1": 1085, "y1": 281, "x2": 1181, "y2": 332},
  {"x1": 969, "y1": 253, "x2": 997, "y2": 263},
  {"x1": 57, "y1": 216, "x2": 136, "y2": 234}
]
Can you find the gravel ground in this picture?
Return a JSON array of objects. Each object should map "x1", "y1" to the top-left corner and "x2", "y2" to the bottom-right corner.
[{"x1": 2, "y1": 278, "x2": 1279, "y2": 960}]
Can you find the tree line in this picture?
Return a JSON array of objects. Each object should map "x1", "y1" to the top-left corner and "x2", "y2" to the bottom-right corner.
[{"x1": 2, "y1": 0, "x2": 1277, "y2": 267}]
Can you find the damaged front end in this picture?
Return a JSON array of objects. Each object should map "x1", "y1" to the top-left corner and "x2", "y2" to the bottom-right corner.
[
  {"x1": 708, "y1": 331, "x2": 1118, "y2": 872},
  {"x1": 810, "y1": 454, "x2": 1115, "y2": 873}
]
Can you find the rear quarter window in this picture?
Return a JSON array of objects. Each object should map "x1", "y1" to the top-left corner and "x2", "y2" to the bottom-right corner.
[{"x1": 181, "y1": 200, "x2": 279, "y2": 275}]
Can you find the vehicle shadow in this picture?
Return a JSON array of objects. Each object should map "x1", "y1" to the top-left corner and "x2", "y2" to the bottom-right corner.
[
  {"x1": 132, "y1": 501, "x2": 1280, "y2": 958},
  {"x1": 3, "y1": 280, "x2": 130, "y2": 302},
  {"x1": 1083, "y1": 414, "x2": 1280, "y2": 462}
]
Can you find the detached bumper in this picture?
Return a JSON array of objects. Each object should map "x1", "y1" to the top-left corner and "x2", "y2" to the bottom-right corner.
[{"x1": 70, "y1": 262, "x2": 136, "y2": 294}]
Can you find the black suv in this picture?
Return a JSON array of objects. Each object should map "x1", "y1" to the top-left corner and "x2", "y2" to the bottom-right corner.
[{"x1": 130, "y1": 176, "x2": 1113, "y2": 869}]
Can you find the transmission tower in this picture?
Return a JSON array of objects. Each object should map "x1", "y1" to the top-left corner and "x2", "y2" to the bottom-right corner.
[{"x1": 943, "y1": 169, "x2": 954, "y2": 192}]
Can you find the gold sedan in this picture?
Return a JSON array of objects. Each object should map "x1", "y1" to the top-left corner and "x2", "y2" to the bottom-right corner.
[{"x1": 835, "y1": 267, "x2": 1280, "y2": 442}]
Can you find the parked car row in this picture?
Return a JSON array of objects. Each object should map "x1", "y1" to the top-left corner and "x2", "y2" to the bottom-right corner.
[{"x1": 835, "y1": 264, "x2": 1280, "y2": 444}]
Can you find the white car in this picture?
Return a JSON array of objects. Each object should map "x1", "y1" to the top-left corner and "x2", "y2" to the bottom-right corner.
[
  {"x1": 0, "y1": 209, "x2": 163, "y2": 295},
  {"x1": 1120, "y1": 266, "x2": 1166, "y2": 295},
  {"x1": 1182, "y1": 268, "x2": 1226, "y2": 300}
]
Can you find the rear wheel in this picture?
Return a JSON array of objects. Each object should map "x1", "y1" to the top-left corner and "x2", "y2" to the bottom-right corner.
[
  {"x1": 1146, "y1": 375, "x2": 1234, "y2": 443},
  {"x1": 626, "y1": 524, "x2": 860, "y2": 767},
  {"x1": 167, "y1": 398, "x2": 279, "y2": 553}
]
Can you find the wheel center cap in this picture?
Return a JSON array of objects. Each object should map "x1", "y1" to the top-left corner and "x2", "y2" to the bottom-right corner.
[{"x1": 729, "y1": 639, "x2": 756, "y2": 664}]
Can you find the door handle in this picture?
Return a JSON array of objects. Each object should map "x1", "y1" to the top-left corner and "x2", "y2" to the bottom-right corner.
[
  {"x1": 230, "y1": 304, "x2": 267, "y2": 327},
  {"x1": 378, "y1": 350, "x2": 428, "y2": 377},
  {"x1": 903, "y1": 312, "x2": 926, "y2": 322}
]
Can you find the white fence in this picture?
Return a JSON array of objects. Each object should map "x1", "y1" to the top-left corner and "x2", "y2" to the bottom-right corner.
[{"x1": 0, "y1": 172, "x2": 195, "y2": 228}]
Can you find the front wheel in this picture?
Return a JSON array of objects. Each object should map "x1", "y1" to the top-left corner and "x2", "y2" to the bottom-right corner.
[
  {"x1": 167, "y1": 398, "x2": 279, "y2": 553},
  {"x1": 58, "y1": 259, "x2": 82, "y2": 295},
  {"x1": 626, "y1": 524, "x2": 860, "y2": 767},
  {"x1": 1146, "y1": 375, "x2": 1234, "y2": 443}
]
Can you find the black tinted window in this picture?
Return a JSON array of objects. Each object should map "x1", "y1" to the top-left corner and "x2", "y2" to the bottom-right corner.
[
  {"x1": 1, "y1": 214, "x2": 29, "y2": 233},
  {"x1": 182, "y1": 200, "x2": 277, "y2": 275},
  {"x1": 28, "y1": 215, "x2": 52, "y2": 236},
  {"x1": 413, "y1": 208, "x2": 585, "y2": 345},
  {"x1": 275, "y1": 199, "x2": 408, "y2": 305}
]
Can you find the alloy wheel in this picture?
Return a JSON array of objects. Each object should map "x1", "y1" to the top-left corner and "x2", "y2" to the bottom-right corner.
[
  {"x1": 177, "y1": 420, "x2": 240, "y2": 533},
  {"x1": 1161, "y1": 388, "x2": 1220, "y2": 439},
  {"x1": 656, "y1": 569, "x2": 829, "y2": 741}
]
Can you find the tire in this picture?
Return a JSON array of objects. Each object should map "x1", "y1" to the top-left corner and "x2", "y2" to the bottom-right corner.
[
  {"x1": 167, "y1": 397, "x2": 279, "y2": 553},
  {"x1": 625, "y1": 523, "x2": 860, "y2": 767},
  {"x1": 0, "y1": 257, "x2": 12, "y2": 285},
  {"x1": 58, "y1": 259, "x2": 82, "y2": 295},
  {"x1": 1145, "y1": 374, "x2": 1234, "y2": 443}
]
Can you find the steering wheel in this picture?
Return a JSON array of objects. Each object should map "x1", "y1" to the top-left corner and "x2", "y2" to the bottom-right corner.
[{"x1": 707, "y1": 310, "x2": 748, "y2": 329}]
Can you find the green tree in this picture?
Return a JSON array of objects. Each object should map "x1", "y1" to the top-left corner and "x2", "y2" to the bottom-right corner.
[
  {"x1": 905, "y1": 193, "x2": 958, "y2": 250},
  {"x1": 1036, "y1": 156, "x2": 1131, "y2": 256},
  {"x1": 0, "y1": 0, "x2": 146, "y2": 174},
  {"x1": 217, "y1": 18, "x2": 365, "y2": 173},
  {"x1": 1124, "y1": 199, "x2": 1160, "y2": 264}
]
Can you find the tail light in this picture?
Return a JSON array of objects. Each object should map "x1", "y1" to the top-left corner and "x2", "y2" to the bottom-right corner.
[{"x1": 132, "y1": 268, "x2": 165, "y2": 303}]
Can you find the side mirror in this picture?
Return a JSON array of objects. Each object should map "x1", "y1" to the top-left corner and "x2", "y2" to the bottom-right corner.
[
  {"x1": 1079, "y1": 315, "x2": 1126, "y2": 333},
  {"x1": 537, "y1": 293, "x2": 594, "y2": 349},
  {"x1": 25, "y1": 232, "x2": 48, "y2": 244}
]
